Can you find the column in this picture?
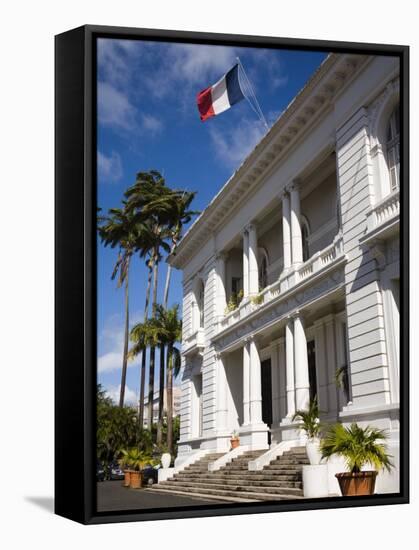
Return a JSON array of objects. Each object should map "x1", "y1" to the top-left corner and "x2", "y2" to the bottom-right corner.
[
  {"x1": 248, "y1": 223, "x2": 259, "y2": 295},
  {"x1": 285, "y1": 318, "x2": 296, "y2": 417},
  {"x1": 216, "y1": 253, "x2": 227, "y2": 320},
  {"x1": 293, "y1": 313, "x2": 310, "y2": 411},
  {"x1": 216, "y1": 353, "x2": 228, "y2": 432},
  {"x1": 281, "y1": 191, "x2": 292, "y2": 272},
  {"x1": 313, "y1": 319, "x2": 329, "y2": 413},
  {"x1": 249, "y1": 337, "x2": 263, "y2": 424},
  {"x1": 242, "y1": 339, "x2": 250, "y2": 426},
  {"x1": 289, "y1": 181, "x2": 303, "y2": 266},
  {"x1": 242, "y1": 229, "x2": 249, "y2": 298},
  {"x1": 324, "y1": 315, "x2": 339, "y2": 415}
]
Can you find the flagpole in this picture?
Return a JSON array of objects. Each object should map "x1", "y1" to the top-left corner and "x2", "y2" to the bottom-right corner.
[{"x1": 236, "y1": 57, "x2": 269, "y2": 130}]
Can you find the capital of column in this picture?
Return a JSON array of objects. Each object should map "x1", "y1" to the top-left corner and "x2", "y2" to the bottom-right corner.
[
  {"x1": 291, "y1": 309, "x2": 304, "y2": 321},
  {"x1": 279, "y1": 188, "x2": 289, "y2": 201},
  {"x1": 288, "y1": 178, "x2": 301, "y2": 193},
  {"x1": 245, "y1": 222, "x2": 257, "y2": 234},
  {"x1": 215, "y1": 251, "x2": 228, "y2": 262}
]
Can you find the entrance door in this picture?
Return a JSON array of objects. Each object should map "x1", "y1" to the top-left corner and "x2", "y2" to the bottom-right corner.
[
  {"x1": 261, "y1": 359, "x2": 273, "y2": 443},
  {"x1": 307, "y1": 340, "x2": 317, "y2": 402}
]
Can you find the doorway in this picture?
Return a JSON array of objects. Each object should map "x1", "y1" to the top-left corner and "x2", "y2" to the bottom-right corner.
[
  {"x1": 261, "y1": 359, "x2": 273, "y2": 444},
  {"x1": 307, "y1": 340, "x2": 317, "y2": 402}
]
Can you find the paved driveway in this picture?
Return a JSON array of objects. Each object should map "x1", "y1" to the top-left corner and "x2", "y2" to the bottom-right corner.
[{"x1": 97, "y1": 480, "x2": 221, "y2": 512}]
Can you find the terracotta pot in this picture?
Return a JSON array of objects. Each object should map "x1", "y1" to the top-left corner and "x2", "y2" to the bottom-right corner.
[
  {"x1": 336, "y1": 471, "x2": 377, "y2": 496},
  {"x1": 130, "y1": 470, "x2": 143, "y2": 489},
  {"x1": 230, "y1": 437, "x2": 240, "y2": 449},
  {"x1": 123, "y1": 469, "x2": 131, "y2": 487}
]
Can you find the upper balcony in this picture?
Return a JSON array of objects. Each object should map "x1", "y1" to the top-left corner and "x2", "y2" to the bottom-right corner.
[
  {"x1": 219, "y1": 232, "x2": 345, "y2": 333},
  {"x1": 361, "y1": 189, "x2": 400, "y2": 244},
  {"x1": 182, "y1": 327, "x2": 205, "y2": 358}
]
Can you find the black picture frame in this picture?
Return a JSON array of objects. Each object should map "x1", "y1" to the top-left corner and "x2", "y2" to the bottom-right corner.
[{"x1": 55, "y1": 24, "x2": 409, "y2": 525}]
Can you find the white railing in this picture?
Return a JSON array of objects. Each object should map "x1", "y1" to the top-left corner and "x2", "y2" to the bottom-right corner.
[
  {"x1": 366, "y1": 190, "x2": 400, "y2": 234},
  {"x1": 219, "y1": 232, "x2": 344, "y2": 332}
]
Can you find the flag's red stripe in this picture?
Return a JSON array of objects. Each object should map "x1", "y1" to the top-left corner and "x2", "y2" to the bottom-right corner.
[{"x1": 197, "y1": 86, "x2": 215, "y2": 121}]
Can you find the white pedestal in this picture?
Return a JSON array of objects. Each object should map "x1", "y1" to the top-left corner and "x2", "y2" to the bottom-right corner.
[
  {"x1": 158, "y1": 467, "x2": 175, "y2": 483},
  {"x1": 302, "y1": 464, "x2": 329, "y2": 498}
]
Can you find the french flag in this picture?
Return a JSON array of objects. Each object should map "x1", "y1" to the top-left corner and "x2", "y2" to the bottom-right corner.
[{"x1": 197, "y1": 64, "x2": 245, "y2": 122}]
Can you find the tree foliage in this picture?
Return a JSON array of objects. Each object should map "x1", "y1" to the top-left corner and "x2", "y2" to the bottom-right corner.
[{"x1": 320, "y1": 422, "x2": 394, "y2": 474}]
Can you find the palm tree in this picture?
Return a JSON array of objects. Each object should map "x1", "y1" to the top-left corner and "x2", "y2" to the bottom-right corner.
[
  {"x1": 153, "y1": 304, "x2": 182, "y2": 453},
  {"x1": 98, "y1": 205, "x2": 136, "y2": 407},
  {"x1": 125, "y1": 171, "x2": 173, "y2": 435},
  {"x1": 162, "y1": 190, "x2": 199, "y2": 307},
  {"x1": 129, "y1": 316, "x2": 161, "y2": 430}
]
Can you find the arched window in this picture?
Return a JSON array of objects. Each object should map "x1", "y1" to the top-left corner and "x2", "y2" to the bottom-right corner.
[
  {"x1": 197, "y1": 279, "x2": 205, "y2": 328},
  {"x1": 301, "y1": 217, "x2": 310, "y2": 262},
  {"x1": 386, "y1": 105, "x2": 400, "y2": 192},
  {"x1": 259, "y1": 254, "x2": 268, "y2": 291}
]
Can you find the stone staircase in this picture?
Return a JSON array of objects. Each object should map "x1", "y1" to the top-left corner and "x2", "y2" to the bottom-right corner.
[{"x1": 149, "y1": 447, "x2": 309, "y2": 503}]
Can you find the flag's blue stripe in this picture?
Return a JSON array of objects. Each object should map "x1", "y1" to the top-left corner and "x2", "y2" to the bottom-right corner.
[{"x1": 226, "y1": 64, "x2": 245, "y2": 107}]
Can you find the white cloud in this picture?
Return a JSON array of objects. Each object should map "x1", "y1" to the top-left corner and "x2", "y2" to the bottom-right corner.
[
  {"x1": 97, "y1": 81, "x2": 137, "y2": 130},
  {"x1": 106, "y1": 384, "x2": 138, "y2": 406},
  {"x1": 97, "y1": 150, "x2": 123, "y2": 183},
  {"x1": 98, "y1": 351, "x2": 123, "y2": 373},
  {"x1": 209, "y1": 118, "x2": 267, "y2": 170},
  {"x1": 141, "y1": 113, "x2": 163, "y2": 135},
  {"x1": 97, "y1": 311, "x2": 143, "y2": 373},
  {"x1": 167, "y1": 43, "x2": 237, "y2": 86}
]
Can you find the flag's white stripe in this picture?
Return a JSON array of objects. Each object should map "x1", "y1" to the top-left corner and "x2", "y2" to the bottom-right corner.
[{"x1": 211, "y1": 75, "x2": 231, "y2": 115}]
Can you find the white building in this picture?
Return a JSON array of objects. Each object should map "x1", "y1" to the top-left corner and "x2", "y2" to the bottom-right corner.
[
  {"x1": 169, "y1": 53, "x2": 400, "y2": 493},
  {"x1": 142, "y1": 386, "x2": 181, "y2": 427}
]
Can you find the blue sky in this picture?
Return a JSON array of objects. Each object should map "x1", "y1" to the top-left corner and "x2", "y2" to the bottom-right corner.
[{"x1": 96, "y1": 38, "x2": 327, "y2": 405}]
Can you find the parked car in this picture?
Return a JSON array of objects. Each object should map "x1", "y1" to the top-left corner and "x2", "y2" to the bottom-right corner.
[
  {"x1": 142, "y1": 464, "x2": 159, "y2": 486},
  {"x1": 96, "y1": 460, "x2": 105, "y2": 482},
  {"x1": 108, "y1": 461, "x2": 124, "y2": 481}
]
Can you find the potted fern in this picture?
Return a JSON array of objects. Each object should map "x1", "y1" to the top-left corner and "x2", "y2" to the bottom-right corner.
[
  {"x1": 292, "y1": 397, "x2": 323, "y2": 465},
  {"x1": 120, "y1": 448, "x2": 154, "y2": 489},
  {"x1": 320, "y1": 422, "x2": 393, "y2": 496},
  {"x1": 118, "y1": 449, "x2": 133, "y2": 487}
]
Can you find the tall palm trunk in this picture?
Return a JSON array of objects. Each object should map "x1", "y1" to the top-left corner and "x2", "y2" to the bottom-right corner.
[
  {"x1": 156, "y1": 342, "x2": 165, "y2": 445},
  {"x1": 147, "y1": 251, "x2": 159, "y2": 432},
  {"x1": 158, "y1": 235, "x2": 178, "y2": 444},
  {"x1": 162, "y1": 234, "x2": 179, "y2": 307},
  {"x1": 166, "y1": 343, "x2": 174, "y2": 453},
  {"x1": 119, "y1": 262, "x2": 130, "y2": 408},
  {"x1": 138, "y1": 263, "x2": 152, "y2": 429}
]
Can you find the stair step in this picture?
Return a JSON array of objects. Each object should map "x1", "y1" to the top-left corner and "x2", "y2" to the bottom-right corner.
[
  {"x1": 174, "y1": 473, "x2": 301, "y2": 482},
  {"x1": 167, "y1": 478, "x2": 302, "y2": 489},
  {"x1": 160, "y1": 479, "x2": 303, "y2": 494},
  {"x1": 152, "y1": 484, "x2": 303, "y2": 501}
]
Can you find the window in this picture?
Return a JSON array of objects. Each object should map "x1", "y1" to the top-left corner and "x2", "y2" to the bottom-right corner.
[
  {"x1": 231, "y1": 277, "x2": 242, "y2": 296},
  {"x1": 197, "y1": 280, "x2": 205, "y2": 328},
  {"x1": 301, "y1": 218, "x2": 310, "y2": 262},
  {"x1": 258, "y1": 255, "x2": 268, "y2": 290},
  {"x1": 386, "y1": 105, "x2": 400, "y2": 192}
]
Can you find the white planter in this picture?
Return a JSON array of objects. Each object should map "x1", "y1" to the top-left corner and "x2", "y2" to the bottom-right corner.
[
  {"x1": 303, "y1": 464, "x2": 329, "y2": 498},
  {"x1": 161, "y1": 453, "x2": 171, "y2": 469},
  {"x1": 306, "y1": 437, "x2": 322, "y2": 465}
]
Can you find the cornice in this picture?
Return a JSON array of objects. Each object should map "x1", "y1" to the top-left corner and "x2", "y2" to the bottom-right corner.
[{"x1": 169, "y1": 53, "x2": 372, "y2": 270}]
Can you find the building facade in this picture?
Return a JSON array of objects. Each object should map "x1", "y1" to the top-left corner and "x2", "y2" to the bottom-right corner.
[
  {"x1": 169, "y1": 53, "x2": 400, "y2": 493},
  {"x1": 142, "y1": 386, "x2": 181, "y2": 427}
]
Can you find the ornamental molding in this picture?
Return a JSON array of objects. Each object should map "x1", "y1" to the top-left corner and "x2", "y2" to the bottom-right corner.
[
  {"x1": 368, "y1": 77, "x2": 400, "y2": 148},
  {"x1": 169, "y1": 54, "x2": 372, "y2": 270},
  {"x1": 214, "y1": 268, "x2": 344, "y2": 352}
]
